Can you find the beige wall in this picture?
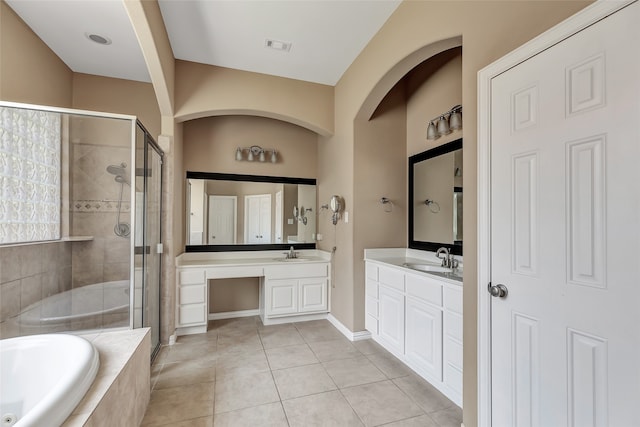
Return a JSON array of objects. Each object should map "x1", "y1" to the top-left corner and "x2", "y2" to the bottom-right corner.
[
  {"x1": 209, "y1": 278, "x2": 259, "y2": 313},
  {"x1": 0, "y1": 0, "x2": 72, "y2": 107},
  {"x1": 72, "y1": 73, "x2": 161, "y2": 140},
  {"x1": 406, "y1": 48, "x2": 462, "y2": 157},
  {"x1": 351, "y1": 84, "x2": 407, "y2": 330},
  {"x1": 175, "y1": 60, "x2": 334, "y2": 136},
  {"x1": 183, "y1": 115, "x2": 318, "y2": 179},
  {"x1": 317, "y1": 3, "x2": 592, "y2": 427}
]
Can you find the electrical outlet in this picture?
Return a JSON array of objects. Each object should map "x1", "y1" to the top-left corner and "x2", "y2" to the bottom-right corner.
[{"x1": 316, "y1": 233, "x2": 323, "y2": 241}]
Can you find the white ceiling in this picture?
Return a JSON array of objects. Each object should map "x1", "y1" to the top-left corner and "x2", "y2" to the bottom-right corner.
[{"x1": 6, "y1": 0, "x2": 401, "y2": 86}]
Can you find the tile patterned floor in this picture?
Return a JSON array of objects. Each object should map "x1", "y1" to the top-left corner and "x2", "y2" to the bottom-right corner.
[{"x1": 142, "y1": 317, "x2": 462, "y2": 427}]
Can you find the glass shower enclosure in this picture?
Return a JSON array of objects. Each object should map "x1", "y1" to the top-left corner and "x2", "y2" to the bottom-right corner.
[
  {"x1": 0, "y1": 101, "x2": 162, "y2": 358},
  {"x1": 134, "y1": 123, "x2": 163, "y2": 358}
]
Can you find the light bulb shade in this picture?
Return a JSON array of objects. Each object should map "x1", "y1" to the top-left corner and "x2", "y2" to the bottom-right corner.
[
  {"x1": 426, "y1": 121, "x2": 440, "y2": 140},
  {"x1": 235, "y1": 148, "x2": 243, "y2": 161},
  {"x1": 449, "y1": 110, "x2": 462, "y2": 130},
  {"x1": 271, "y1": 150, "x2": 277, "y2": 163},
  {"x1": 437, "y1": 116, "x2": 451, "y2": 136},
  {"x1": 259, "y1": 150, "x2": 266, "y2": 162},
  {"x1": 247, "y1": 150, "x2": 254, "y2": 161}
]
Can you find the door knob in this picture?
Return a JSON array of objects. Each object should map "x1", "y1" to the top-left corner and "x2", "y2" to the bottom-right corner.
[{"x1": 488, "y1": 283, "x2": 508, "y2": 298}]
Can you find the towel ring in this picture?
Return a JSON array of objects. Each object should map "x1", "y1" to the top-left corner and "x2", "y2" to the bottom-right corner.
[{"x1": 424, "y1": 199, "x2": 440, "y2": 213}]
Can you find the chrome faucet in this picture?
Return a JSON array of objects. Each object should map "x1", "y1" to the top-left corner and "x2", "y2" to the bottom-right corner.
[
  {"x1": 286, "y1": 246, "x2": 298, "y2": 259},
  {"x1": 436, "y1": 247, "x2": 458, "y2": 269}
]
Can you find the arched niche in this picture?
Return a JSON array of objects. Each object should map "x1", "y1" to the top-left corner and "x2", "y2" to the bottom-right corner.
[
  {"x1": 177, "y1": 108, "x2": 331, "y2": 137},
  {"x1": 355, "y1": 36, "x2": 462, "y2": 122}
]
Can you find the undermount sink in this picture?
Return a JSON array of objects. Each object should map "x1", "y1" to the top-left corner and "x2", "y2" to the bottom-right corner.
[
  {"x1": 274, "y1": 257, "x2": 311, "y2": 262},
  {"x1": 403, "y1": 262, "x2": 453, "y2": 273}
]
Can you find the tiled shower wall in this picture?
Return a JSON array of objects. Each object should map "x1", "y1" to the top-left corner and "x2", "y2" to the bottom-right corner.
[
  {"x1": 0, "y1": 241, "x2": 72, "y2": 338},
  {"x1": 69, "y1": 116, "x2": 132, "y2": 288},
  {"x1": 0, "y1": 115, "x2": 134, "y2": 339}
]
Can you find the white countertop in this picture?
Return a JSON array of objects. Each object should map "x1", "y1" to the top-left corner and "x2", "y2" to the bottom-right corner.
[
  {"x1": 176, "y1": 249, "x2": 331, "y2": 268},
  {"x1": 364, "y1": 248, "x2": 463, "y2": 284}
]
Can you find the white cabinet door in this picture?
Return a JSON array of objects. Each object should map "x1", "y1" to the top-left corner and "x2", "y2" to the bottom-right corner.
[
  {"x1": 405, "y1": 297, "x2": 443, "y2": 381},
  {"x1": 378, "y1": 285, "x2": 405, "y2": 355},
  {"x1": 267, "y1": 279, "x2": 298, "y2": 315},
  {"x1": 299, "y1": 277, "x2": 327, "y2": 312}
]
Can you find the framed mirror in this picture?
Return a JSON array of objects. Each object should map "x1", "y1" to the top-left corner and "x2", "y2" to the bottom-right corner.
[
  {"x1": 408, "y1": 139, "x2": 463, "y2": 255},
  {"x1": 185, "y1": 172, "x2": 317, "y2": 252}
]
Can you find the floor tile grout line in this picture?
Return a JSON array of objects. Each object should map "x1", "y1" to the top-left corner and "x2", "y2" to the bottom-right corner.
[{"x1": 145, "y1": 318, "x2": 459, "y2": 426}]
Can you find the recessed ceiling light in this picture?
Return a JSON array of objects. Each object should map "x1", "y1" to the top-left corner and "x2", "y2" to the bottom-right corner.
[
  {"x1": 86, "y1": 33, "x2": 112, "y2": 45},
  {"x1": 265, "y1": 39, "x2": 291, "y2": 52}
]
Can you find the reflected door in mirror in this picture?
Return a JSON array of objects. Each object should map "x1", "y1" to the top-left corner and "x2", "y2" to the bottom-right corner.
[
  {"x1": 208, "y1": 195, "x2": 237, "y2": 244},
  {"x1": 245, "y1": 194, "x2": 272, "y2": 243}
]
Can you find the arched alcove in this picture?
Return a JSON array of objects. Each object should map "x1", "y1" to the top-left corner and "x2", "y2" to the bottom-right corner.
[
  {"x1": 176, "y1": 108, "x2": 332, "y2": 138},
  {"x1": 350, "y1": 37, "x2": 463, "y2": 336}
]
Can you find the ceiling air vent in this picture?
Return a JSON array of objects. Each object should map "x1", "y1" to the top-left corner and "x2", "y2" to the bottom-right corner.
[{"x1": 265, "y1": 39, "x2": 292, "y2": 52}]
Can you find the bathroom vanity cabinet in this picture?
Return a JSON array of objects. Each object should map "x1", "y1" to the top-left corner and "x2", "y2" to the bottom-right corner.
[
  {"x1": 175, "y1": 251, "x2": 331, "y2": 335},
  {"x1": 263, "y1": 263, "x2": 329, "y2": 317},
  {"x1": 364, "y1": 249, "x2": 463, "y2": 406}
]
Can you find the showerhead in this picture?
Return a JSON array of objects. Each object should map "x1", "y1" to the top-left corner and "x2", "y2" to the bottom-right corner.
[
  {"x1": 107, "y1": 163, "x2": 126, "y2": 176},
  {"x1": 106, "y1": 163, "x2": 129, "y2": 185}
]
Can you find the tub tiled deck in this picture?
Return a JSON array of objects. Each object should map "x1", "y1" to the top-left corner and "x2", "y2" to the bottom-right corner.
[{"x1": 62, "y1": 328, "x2": 150, "y2": 427}]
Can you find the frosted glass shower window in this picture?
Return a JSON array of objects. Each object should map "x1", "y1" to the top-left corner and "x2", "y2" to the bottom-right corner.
[{"x1": 0, "y1": 107, "x2": 61, "y2": 244}]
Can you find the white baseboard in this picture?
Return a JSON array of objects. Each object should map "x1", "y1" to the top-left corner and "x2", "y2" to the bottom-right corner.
[
  {"x1": 327, "y1": 314, "x2": 372, "y2": 342},
  {"x1": 168, "y1": 332, "x2": 177, "y2": 346},
  {"x1": 208, "y1": 309, "x2": 260, "y2": 320},
  {"x1": 262, "y1": 313, "x2": 328, "y2": 326}
]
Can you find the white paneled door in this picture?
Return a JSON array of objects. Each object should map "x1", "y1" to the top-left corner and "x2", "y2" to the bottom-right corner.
[
  {"x1": 490, "y1": 2, "x2": 639, "y2": 426},
  {"x1": 208, "y1": 195, "x2": 237, "y2": 244}
]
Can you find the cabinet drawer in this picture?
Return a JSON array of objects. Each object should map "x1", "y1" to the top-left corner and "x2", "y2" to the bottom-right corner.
[
  {"x1": 365, "y1": 279, "x2": 378, "y2": 299},
  {"x1": 378, "y1": 266, "x2": 405, "y2": 291},
  {"x1": 406, "y1": 274, "x2": 442, "y2": 306},
  {"x1": 178, "y1": 304, "x2": 207, "y2": 325},
  {"x1": 179, "y1": 269, "x2": 205, "y2": 285},
  {"x1": 265, "y1": 263, "x2": 328, "y2": 279},
  {"x1": 179, "y1": 284, "x2": 206, "y2": 305},
  {"x1": 208, "y1": 265, "x2": 263, "y2": 279},
  {"x1": 366, "y1": 295, "x2": 378, "y2": 317},
  {"x1": 365, "y1": 314, "x2": 378, "y2": 335},
  {"x1": 366, "y1": 263, "x2": 379, "y2": 281},
  {"x1": 445, "y1": 311, "x2": 463, "y2": 342},
  {"x1": 444, "y1": 286, "x2": 462, "y2": 314},
  {"x1": 445, "y1": 337, "x2": 463, "y2": 370}
]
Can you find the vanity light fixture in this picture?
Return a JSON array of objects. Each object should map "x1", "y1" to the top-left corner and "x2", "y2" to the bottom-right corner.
[
  {"x1": 235, "y1": 145, "x2": 278, "y2": 163},
  {"x1": 426, "y1": 105, "x2": 462, "y2": 140}
]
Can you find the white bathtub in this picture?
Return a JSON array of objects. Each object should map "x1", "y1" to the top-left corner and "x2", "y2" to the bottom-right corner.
[
  {"x1": 0, "y1": 334, "x2": 99, "y2": 427},
  {"x1": 13, "y1": 280, "x2": 129, "y2": 330}
]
